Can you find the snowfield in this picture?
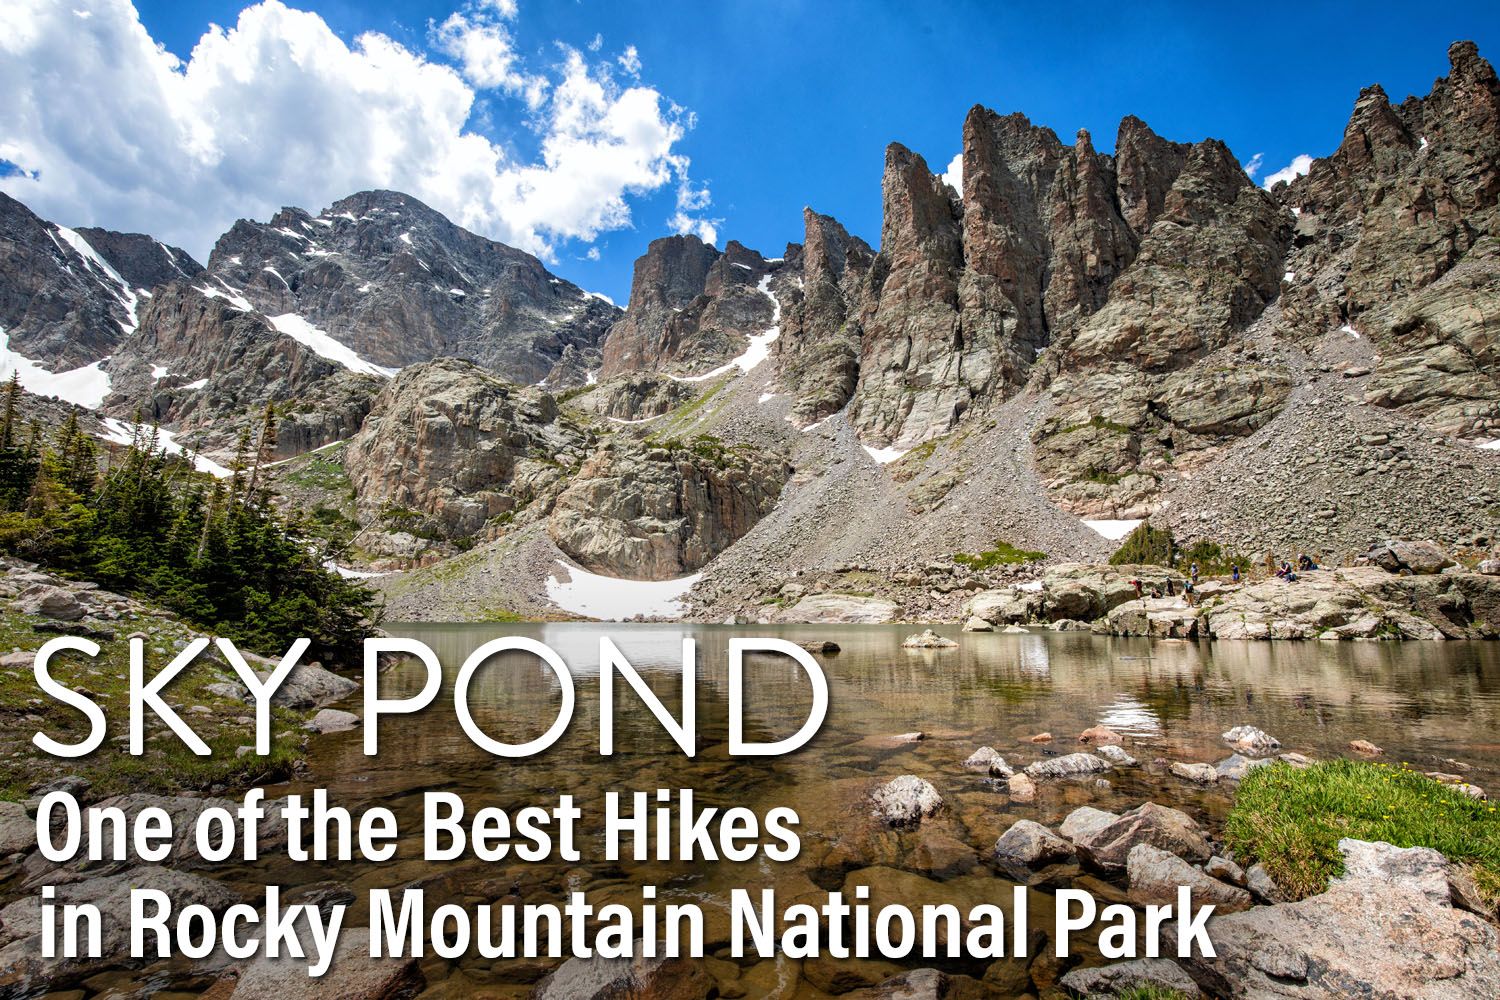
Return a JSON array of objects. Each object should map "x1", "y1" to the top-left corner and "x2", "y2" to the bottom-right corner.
[{"x1": 545, "y1": 561, "x2": 700, "y2": 620}]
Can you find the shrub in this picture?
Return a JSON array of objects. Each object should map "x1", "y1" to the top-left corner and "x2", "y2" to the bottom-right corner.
[
  {"x1": 1225, "y1": 759, "x2": 1500, "y2": 906},
  {"x1": 1109, "y1": 521, "x2": 1175, "y2": 567},
  {"x1": 952, "y1": 539, "x2": 1046, "y2": 570}
]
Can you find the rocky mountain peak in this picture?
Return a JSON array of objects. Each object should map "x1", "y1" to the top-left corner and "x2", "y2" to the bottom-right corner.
[
  {"x1": 204, "y1": 189, "x2": 618, "y2": 386},
  {"x1": 597, "y1": 233, "x2": 781, "y2": 381}
]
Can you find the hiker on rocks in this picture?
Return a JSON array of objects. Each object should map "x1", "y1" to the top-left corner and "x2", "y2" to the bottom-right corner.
[
  {"x1": 1298, "y1": 553, "x2": 1319, "y2": 571},
  {"x1": 1131, "y1": 578, "x2": 1144, "y2": 600},
  {"x1": 1231, "y1": 564, "x2": 1241, "y2": 584},
  {"x1": 1190, "y1": 562, "x2": 1200, "y2": 583},
  {"x1": 1184, "y1": 579, "x2": 1196, "y2": 606},
  {"x1": 1165, "y1": 577, "x2": 1176, "y2": 596}
]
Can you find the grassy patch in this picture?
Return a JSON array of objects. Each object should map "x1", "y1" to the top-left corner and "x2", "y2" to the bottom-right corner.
[
  {"x1": 1109, "y1": 522, "x2": 1250, "y2": 576},
  {"x1": 952, "y1": 539, "x2": 1046, "y2": 570},
  {"x1": 477, "y1": 607, "x2": 530, "y2": 623},
  {"x1": 1112, "y1": 987, "x2": 1194, "y2": 1000},
  {"x1": 1225, "y1": 760, "x2": 1500, "y2": 905},
  {"x1": 283, "y1": 450, "x2": 349, "y2": 492}
]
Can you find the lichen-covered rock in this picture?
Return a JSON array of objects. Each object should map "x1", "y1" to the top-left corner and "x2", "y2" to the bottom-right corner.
[
  {"x1": 1174, "y1": 839, "x2": 1500, "y2": 998},
  {"x1": 870, "y1": 775, "x2": 944, "y2": 828}
]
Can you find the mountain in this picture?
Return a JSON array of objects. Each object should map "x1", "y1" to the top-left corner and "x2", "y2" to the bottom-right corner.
[
  {"x1": 1, "y1": 41, "x2": 1497, "y2": 625},
  {"x1": 205, "y1": 190, "x2": 620, "y2": 386},
  {"x1": 0, "y1": 192, "x2": 200, "y2": 374}
]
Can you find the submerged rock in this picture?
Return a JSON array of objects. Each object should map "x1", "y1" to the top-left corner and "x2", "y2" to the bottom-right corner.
[
  {"x1": 1169, "y1": 761, "x2": 1219, "y2": 784},
  {"x1": 1006, "y1": 773, "x2": 1037, "y2": 803}
]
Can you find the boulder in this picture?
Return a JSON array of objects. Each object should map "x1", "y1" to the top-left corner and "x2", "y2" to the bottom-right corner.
[
  {"x1": 1205, "y1": 855, "x2": 1247, "y2": 887},
  {"x1": 1169, "y1": 761, "x2": 1219, "y2": 784},
  {"x1": 1127, "y1": 843, "x2": 1252, "y2": 912},
  {"x1": 1058, "y1": 959, "x2": 1203, "y2": 998},
  {"x1": 1078, "y1": 725, "x2": 1123, "y2": 746},
  {"x1": 265, "y1": 662, "x2": 358, "y2": 710},
  {"x1": 1174, "y1": 841, "x2": 1500, "y2": 998},
  {"x1": 1367, "y1": 539, "x2": 1456, "y2": 575},
  {"x1": 532, "y1": 954, "x2": 715, "y2": 1000},
  {"x1": 1215, "y1": 753, "x2": 1271, "y2": 782},
  {"x1": 0, "y1": 868, "x2": 237, "y2": 992},
  {"x1": 1221, "y1": 725, "x2": 1280, "y2": 754},
  {"x1": 991, "y1": 820, "x2": 1075, "y2": 877},
  {"x1": 901, "y1": 629, "x2": 958, "y2": 649},
  {"x1": 870, "y1": 775, "x2": 943, "y2": 828},
  {"x1": 962, "y1": 747, "x2": 1012, "y2": 776},
  {"x1": 205, "y1": 927, "x2": 424, "y2": 999},
  {"x1": 1246, "y1": 863, "x2": 1284, "y2": 903},
  {"x1": 1333, "y1": 838, "x2": 1451, "y2": 903},
  {"x1": 853, "y1": 968, "x2": 990, "y2": 999},
  {"x1": 13, "y1": 585, "x2": 85, "y2": 621},
  {"x1": 0, "y1": 802, "x2": 33, "y2": 856},
  {"x1": 1025, "y1": 753, "x2": 1111, "y2": 780},
  {"x1": 961, "y1": 616, "x2": 993, "y2": 632},
  {"x1": 1060, "y1": 807, "x2": 1118, "y2": 843},
  {"x1": 304, "y1": 708, "x2": 360, "y2": 734},
  {"x1": 1006, "y1": 773, "x2": 1036, "y2": 803},
  {"x1": 1070, "y1": 801, "x2": 1212, "y2": 872},
  {"x1": 963, "y1": 589, "x2": 1035, "y2": 626},
  {"x1": 1094, "y1": 744, "x2": 1137, "y2": 767},
  {"x1": 774, "y1": 594, "x2": 900, "y2": 624}
]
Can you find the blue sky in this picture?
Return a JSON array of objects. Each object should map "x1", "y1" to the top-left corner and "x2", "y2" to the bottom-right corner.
[{"x1": 13, "y1": 1, "x2": 1500, "y2": 303}]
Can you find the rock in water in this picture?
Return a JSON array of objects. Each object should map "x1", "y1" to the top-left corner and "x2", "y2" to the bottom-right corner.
[
  {"x1": 1006, "y1": 773, "x2": 1037, "y2": 802},
  {"x1": 870, "y1": 775, "x2": 944, "y2": 828},
  {"x1": 962, "y1": 746, "x2": 1013, "y2": 776},
  {"x1": 1078, "y1": 725, "x2": 1123, "y2": 745},
  {"x1": 901, "y1": 629, "x2": 959, "y2": 648},
  {"x1": 1221, "y1": 725, "x2": 1281, "y2": 754},
  {"x1": 1126, "y1": 843, "x2": 1252, "y2": 912},
  {"x1": 991, "y1": 820, "x2": 1076, "y2": 877},
  {"x1": 1095, "y1": 744, "x2": 1137, "y2": 767},
  {"x1": 1025, "y1": 753, "x2": 1112, "y2": 780},
  {"x1": 1070, "y1": 801, "x2": 1212, "y2": 871},
  {"x1": 533, "y1": 954, "x2": 714, "y2": 1000}
]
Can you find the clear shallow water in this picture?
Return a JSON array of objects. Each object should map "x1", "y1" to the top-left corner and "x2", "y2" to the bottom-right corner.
[{"x1": 232, "y1": 625, "x2": 1500, "y2": 996}]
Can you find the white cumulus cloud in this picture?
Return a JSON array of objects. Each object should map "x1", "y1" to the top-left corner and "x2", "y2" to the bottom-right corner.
[
  {"x1": 940, "y1": 153, "x2": 963, "y2": 196},
  {"x1": 1262, "y1": 153, "x2": 1314, "y2": 190},
  {"x1": 0, "y1": 0, "x2": 714, "y2": 261}
]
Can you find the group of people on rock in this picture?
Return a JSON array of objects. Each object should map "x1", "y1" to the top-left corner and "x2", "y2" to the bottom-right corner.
[
  {"x1": 1128, "y1": 552, "x2": 1323, "y2": 606},
  {"x1": 1274, "y1": 553, "x2": 1320, "y2": 582}
]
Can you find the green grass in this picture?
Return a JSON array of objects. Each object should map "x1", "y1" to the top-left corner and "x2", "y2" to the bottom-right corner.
[
  {"x1": 952, "y1": 539, "x2": 1046, "y2": 570},
  {"x1": 1225, "y1": 760, "x2": 1500, "y2": 906},
  {"x1": 1112, "y1": 987, "x2": 1194, "y2": 1000},
  {"x1": 282, "y1": 451, "x2": 349, "y2": 491}
]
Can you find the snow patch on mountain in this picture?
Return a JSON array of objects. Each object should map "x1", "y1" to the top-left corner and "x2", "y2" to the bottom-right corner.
[
  {"x1": 267, "y1": 314, "x2": 397, "y2": 378},
  {"x1": 0, "y1": 328, "x2": 111, "y2": 408}
]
